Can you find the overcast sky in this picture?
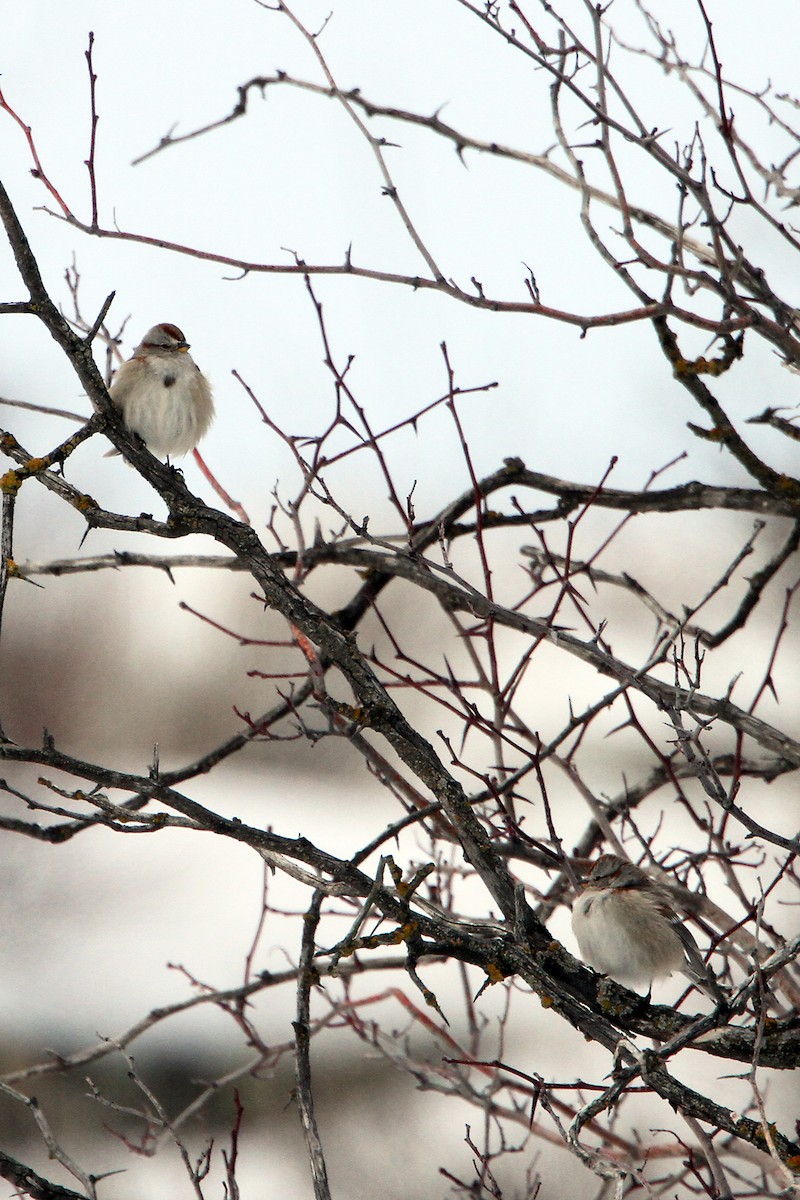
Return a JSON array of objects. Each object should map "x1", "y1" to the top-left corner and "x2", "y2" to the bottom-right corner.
[
  {"x1": 2, "y1": 4, "x2": 800, "y2": 1196},
  {"x1": 3, "y1": 0, "x2": 799, "y2": 1038}
]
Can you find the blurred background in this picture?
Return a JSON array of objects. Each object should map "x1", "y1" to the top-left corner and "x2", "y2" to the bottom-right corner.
[{"x1": 1, "y1": 1, "x2": 800, "y2": 1195}]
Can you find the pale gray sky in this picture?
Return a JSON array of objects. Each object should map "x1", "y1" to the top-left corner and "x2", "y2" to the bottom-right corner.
[{"x1": 2, "y1": 4, "x2": 799, "y2": 1196}]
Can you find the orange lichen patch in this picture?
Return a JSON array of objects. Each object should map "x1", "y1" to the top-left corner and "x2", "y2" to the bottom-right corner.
[{"x1": 0, "y1": 470, "x2": 21, "y2": 494}]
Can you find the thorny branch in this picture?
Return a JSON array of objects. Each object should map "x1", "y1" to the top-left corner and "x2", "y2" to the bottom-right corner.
[{"x1": 2, "y1": 3, "x2": 800, "y2": 1197}]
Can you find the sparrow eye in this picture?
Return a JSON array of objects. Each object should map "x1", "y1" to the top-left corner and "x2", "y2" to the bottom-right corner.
[{"x1": 588, "y1": 855, "x2": 621, "y2": 884}]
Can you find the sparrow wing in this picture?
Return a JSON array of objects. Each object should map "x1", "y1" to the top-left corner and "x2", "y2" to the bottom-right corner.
[
  {"x1": 672, "y1": 918, "x2": 726, "y2": 1004},
  {"x1": 103, "y1": 359, "x2": 141, "y2": 457},
  {"x1": 107, "y1": 358, "x2": 140, "y2": 409}
]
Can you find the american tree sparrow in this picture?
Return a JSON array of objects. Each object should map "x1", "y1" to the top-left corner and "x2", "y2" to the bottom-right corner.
[
  {"x1": 571, "y1": 854, "x2": 725, "y2": 1003},
  {"x1": 106, "y1": 323, "x2": 214, "y2": 459}
]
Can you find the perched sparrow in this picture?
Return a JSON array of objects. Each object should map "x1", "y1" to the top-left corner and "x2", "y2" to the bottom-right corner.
[
  {"x1": 571, "y1": 854, "x2": 725, "y2": 1003},
  {"x1": 106, "y1": 323, "x2": 214, "y2": 458}
]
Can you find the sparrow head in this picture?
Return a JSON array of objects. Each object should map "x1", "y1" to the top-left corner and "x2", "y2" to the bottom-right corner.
[
  {"x1": 137, "y1": 323, "x2": 190, "y2": 354},
  {"x1": 582, "y1": 854, "x2": 647, "y2": 891}
]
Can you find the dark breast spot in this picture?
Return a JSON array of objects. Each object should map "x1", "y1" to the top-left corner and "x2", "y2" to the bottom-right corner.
[{"x1": 162, "y1": 373, "x2": 177, "y2": 388}]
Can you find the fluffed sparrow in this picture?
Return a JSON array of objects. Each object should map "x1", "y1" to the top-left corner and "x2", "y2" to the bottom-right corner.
[
  {"x1": 571, "y1": 854, "x2": 725, "y2": 1003},
  {"x1": 106, "y1": 323, "x2": 214, "y2": 458}
]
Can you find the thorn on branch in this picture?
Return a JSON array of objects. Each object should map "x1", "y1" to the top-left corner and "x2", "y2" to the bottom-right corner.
[
  {"x1": 523, "y1": 262, "x2": 541, "y2": 304},
  {"x1": 687, "y1": 422, "x2": 729, "y2": 443}
]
